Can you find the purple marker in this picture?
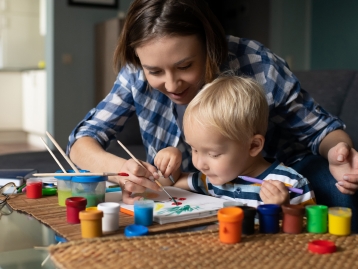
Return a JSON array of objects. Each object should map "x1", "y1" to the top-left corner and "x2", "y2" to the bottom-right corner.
[{"x1": 239, "y1": 176, "x2": 303, "y2": 194}]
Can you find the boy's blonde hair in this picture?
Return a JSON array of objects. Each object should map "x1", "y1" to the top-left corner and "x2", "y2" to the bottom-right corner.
[{"x1": 183, "y1": 75, "x2": 268, "y2": 144}]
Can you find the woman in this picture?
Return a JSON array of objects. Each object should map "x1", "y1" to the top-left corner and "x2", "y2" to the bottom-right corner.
[{"x1": 67, "y1": 0, "x2": 358, "y2": 232}]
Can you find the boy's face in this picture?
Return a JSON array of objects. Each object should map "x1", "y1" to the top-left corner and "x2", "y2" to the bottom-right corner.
[{"x1": 184, "y1": 120, "x2": 254, "y2": 185}]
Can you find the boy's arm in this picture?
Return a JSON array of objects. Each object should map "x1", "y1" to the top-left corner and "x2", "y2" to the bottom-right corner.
[{"x1": 173, "y1": 172, "x2": 191, "y2": 190}]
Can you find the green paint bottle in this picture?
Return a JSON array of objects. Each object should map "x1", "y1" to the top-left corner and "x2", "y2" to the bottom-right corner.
[{"x1": 306, "y1": 205, "x2": 328, "y2": 233}]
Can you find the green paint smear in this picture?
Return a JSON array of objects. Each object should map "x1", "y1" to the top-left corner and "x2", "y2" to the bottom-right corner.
[{"x1": 157, "y1": 205, "x2": 201, "y2": 215}]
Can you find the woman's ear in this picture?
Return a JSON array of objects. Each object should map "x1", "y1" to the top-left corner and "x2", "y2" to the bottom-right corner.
[{"x1": 249, "y1": 134, "x2": 265, "y2": 157}]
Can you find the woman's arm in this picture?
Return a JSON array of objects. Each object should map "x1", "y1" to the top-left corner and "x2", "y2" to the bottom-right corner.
[
  {"x1": 319, "y1": 129, "x2": 353, "y2": 158},
  {"x1": 320, "y1": 129, "x2": 358, "y2": 194}
]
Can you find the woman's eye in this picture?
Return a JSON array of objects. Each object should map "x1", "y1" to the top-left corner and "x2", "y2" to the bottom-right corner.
[
  {"x1": 148, "y1": 70, "x2": 161, "y2": 75},
  {"x1": 178, "y1": 64, "x2": 192, "y2": 70}
]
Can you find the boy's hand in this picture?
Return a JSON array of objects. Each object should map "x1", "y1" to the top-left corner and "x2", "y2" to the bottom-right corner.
[
  {"x1": 154, "y1": 147, "x2": 182, "y2": 179},
  {"x1": 260, "y1": 180, "x2": 289, "y2": 205}
]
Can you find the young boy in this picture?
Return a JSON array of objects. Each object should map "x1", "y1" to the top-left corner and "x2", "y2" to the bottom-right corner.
[{"x1": 155, "y1": 75, "x2": 316, "y2": 207}]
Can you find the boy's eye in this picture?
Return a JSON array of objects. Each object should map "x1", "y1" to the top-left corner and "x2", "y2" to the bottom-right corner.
[{"x1": 209, "y1": 153, "x2": 220, "y2": 158}]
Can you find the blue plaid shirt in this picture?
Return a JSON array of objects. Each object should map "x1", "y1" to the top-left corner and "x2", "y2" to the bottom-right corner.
[{"x1": 67, "y1": 36, "x2": 344, "y2": 171}]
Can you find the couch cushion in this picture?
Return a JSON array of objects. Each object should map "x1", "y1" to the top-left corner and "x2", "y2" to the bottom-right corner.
[
  {"x1": 339, "y1": 72, "x2": 358, "y2": 147},
  {"x1": 294, "y1": 70, "x2": 356, "y2": 116}
]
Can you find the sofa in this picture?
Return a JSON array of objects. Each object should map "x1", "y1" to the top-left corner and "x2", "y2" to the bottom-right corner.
[{"x1": 1, "y1": 70, "x2": 357, "y2": 172}]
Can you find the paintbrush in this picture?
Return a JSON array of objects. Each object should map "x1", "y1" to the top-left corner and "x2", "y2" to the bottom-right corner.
[
  {"x1": 117, "y1": 140, "x2": 179, "y2": 205},
  {"x1": 239, "y1": 176, "x2": 303, "y2": 194},
  {"x1": 148, "y1": 145, "x2": 175, "y2": 184},
  {"x1": 32, "y1": 172, "x2": 125, "y2": 177}
]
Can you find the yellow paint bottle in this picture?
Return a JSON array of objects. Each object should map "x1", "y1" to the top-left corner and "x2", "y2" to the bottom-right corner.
[
  {"x1": 79, "y1": 210, "x2": 103, "y2": 238},
  {"x1": 328, "y1": 207, "x2": 351, "y2": 236}
]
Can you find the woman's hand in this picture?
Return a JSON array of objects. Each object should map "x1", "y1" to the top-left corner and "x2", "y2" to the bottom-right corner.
[
  {"x1": 328, "y1": 142, "x2": 358, "y2": 194},
  {"x1": 154, "y1": 147, "x2": 182, "y2": 179},
  {"x1": 260, "y1": 180, "x2": 290, "y2": 205},
  {"x1": 115, "y1": 159, "x2": 160, "y2": 204}
]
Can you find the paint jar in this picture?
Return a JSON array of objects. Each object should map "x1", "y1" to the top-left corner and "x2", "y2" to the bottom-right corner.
[
  {"x1": 223, "y1": 201, "x2": 244, "y2": 207},
  {"x1": 55, "y1": 169, "x2": 89, "y2": 206},
  {"x1": 306, "y1": 205, "x2": 328, "y2": 233},
  {"x1": 217, "y1": 207, "x2": 244, "y2": 244},
  {"x1": 238, "y1": 206, "x2": 257, "y2": 235},
  {"x1": 282, "y1": 204, "x2": 305, "y2": 234},
  {"x1": 65, "y1": 197, "x2": 87, "y2": 224},
  {"x1": 124, "y1": 224, "x2": 149, "y2": 237},
  {"x1": 71, "y1": 175, "x2": 107, "y2": 207},
  {"x1": 257, "y1": 204, "x2": 281, "y2": 234},
  {"x1": 134, "y1": 200, "x2": 154, "y2": 226},
  {"x1": 328, "y1": 207, "x2": 352, "y2": 236},
  {"x1": 97, "y1": 202, "x2": 120, "y2": 233},
  {"x1": 86, "y1": 206, "x2": 98, "y2": 211},
  {"x1": 79, "y1": 210, "x2": 103, "y2": 238},
  {"x1": 26, "y1": 178, "x2": 43, "y2": 199}
]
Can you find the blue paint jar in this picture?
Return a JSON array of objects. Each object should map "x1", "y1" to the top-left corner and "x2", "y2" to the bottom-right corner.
[
  {"x1": 134, "y1": 200, "x2": 154, "y2": 226},
  {"x1": 257, "y1": 204, "x2": 281, "y2": 234}
]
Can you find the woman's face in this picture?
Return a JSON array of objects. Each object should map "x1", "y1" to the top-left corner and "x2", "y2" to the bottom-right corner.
[{"x1": 135, "y1": 35, "x2": 206, "y2": 105}]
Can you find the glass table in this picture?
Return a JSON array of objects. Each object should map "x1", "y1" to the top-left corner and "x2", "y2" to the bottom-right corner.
[{"x1": 0, "y1": 204, "x2": 59, "y2": 269}]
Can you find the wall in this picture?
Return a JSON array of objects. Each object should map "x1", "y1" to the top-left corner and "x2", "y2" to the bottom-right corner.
[
  {"x1": 48, "y1": 0, "x2": 120, "y2": 147},
  {"x1": 311, "y1": 0, "x2": 358, "y2": 70}
]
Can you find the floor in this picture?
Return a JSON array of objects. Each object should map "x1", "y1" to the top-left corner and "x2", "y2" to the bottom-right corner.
[{"x1": 0, "y1": 142, "x2": 43, "y2": 155}]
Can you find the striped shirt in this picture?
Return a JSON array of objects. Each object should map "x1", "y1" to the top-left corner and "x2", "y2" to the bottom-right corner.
[
  {"x1": 187, "y1": 160, "x2": 316, "y2": 207},
  {"x1": 67, "y1": 36, "x2": 344, "y2": 171}
]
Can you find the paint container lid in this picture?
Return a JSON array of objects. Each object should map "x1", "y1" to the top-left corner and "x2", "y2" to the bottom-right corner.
[
  {"x1": 98, "y1": 202, "x2": 120, "y2": 214},
  {"x1": 71, "y1": 175, "x2": 107, "y2": 183},
  {"x1": 79, "y1": 210, "x2": 103, "y2": 221},
  {"x1": 124, "y1": 224, "x2": 149, "y2": 237},
  {"x1": 26, "y1": 178, "x2": 42, "y2": 185},
  {"x1": 282, "y1": 204, "x2": 305, "y2": 216},
  {"x1": 65, "y1": 197, "x2": 87, "y2": 207},
  {"x1": 55, "y1": 234, "x2": 68, "y2": 243},
  {"x1": 55, "y1": 170, "x2": 89, "y2": 181},
  {"x1": 257, "y1": 204, "x2": 281, "y2": 215},
  {"x1": 218, "y1": 207, "x2": 244, "y2": 222},
  {"x1": 308, "y1": 240, "x2": 336, "y2": 254},
  {"x1": 328, "y1": 207, "x2": 352, "y2": 217}
]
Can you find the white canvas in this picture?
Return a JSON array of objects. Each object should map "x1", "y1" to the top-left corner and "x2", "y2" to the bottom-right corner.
[{"x1": 120, "y1": 186, "x2": 227, "y2": 224}]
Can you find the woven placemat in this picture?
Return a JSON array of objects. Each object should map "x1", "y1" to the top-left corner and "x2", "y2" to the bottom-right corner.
[
  {"x1": 48, "y1": 229, "x2": 358, "y2": 269},
  {"x1": 6, "y1": 194, "x2": 218, "y2": 241}
]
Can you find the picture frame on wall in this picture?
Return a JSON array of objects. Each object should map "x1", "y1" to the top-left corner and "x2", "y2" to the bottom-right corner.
[{"x1": 68, "y1": 0, "x2": 119, "y2": 9}]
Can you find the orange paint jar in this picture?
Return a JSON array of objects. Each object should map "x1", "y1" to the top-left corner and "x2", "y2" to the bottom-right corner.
[
  {"x1": 79, "y1": 210, "x2": 103, "y2": 238},
  {"x1": 217, "y1": 207, "x2": 244, "y2": 244}
]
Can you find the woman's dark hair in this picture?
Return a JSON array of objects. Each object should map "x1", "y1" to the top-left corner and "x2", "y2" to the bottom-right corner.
[{"x1": 114, "y1": 0, "x2": 227, "y2": 83}]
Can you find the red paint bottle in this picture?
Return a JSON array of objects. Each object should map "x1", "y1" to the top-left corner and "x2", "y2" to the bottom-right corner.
[
  {"x1": 26, "y1": 178, "x2": 43, "y2": 199},
  {"x1": 282, "y1": 204, "x2": 305, "y2": 234},
  {"x1": 66, "y1": 197, "x2": 87, "y2": 224}
]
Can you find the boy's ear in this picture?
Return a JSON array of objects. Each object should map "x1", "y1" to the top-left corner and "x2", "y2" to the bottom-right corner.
[{"x1": 249, "y1": 134, "x2": 265, "y2": 157}]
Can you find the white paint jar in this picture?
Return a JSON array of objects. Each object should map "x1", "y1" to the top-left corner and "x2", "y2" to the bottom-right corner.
[{"x1": 97, "y1": 202, "x2": 120, "y2": 232}]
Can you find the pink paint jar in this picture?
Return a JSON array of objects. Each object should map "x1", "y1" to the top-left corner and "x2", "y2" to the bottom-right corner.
[
  {"x1": 26, "y1": 178, "x2": 43, "y2": 199},
  {"x1": 65, "y1": 197, "x2": 87, "y2": 224}
]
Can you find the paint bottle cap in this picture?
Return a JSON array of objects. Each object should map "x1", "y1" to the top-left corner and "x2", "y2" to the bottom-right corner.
[
  {"x1": 308, "y1": 240, "x2": 336, "y2": 254},
  {"x1": 282, "y1": 204, "x2": 305, "y2": 216},
  {"x1": 257, "y1": 204, "x2": 281, "y2": 215},
  {"x1": 98, "y1": 202, "x2": 121, "y2": 214},
  {"x1": 79, "y1": 210, "x2": 103, "y2": 221},
  {"x1": 218, "y1": 207, "x2": 244, "y2": 222},
  {"x1": 124, "y1": 224, "x2": 149, "y2": 237},
  {"x1": 65, "y1": 197, "x2": 87, "y2": 207}
]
